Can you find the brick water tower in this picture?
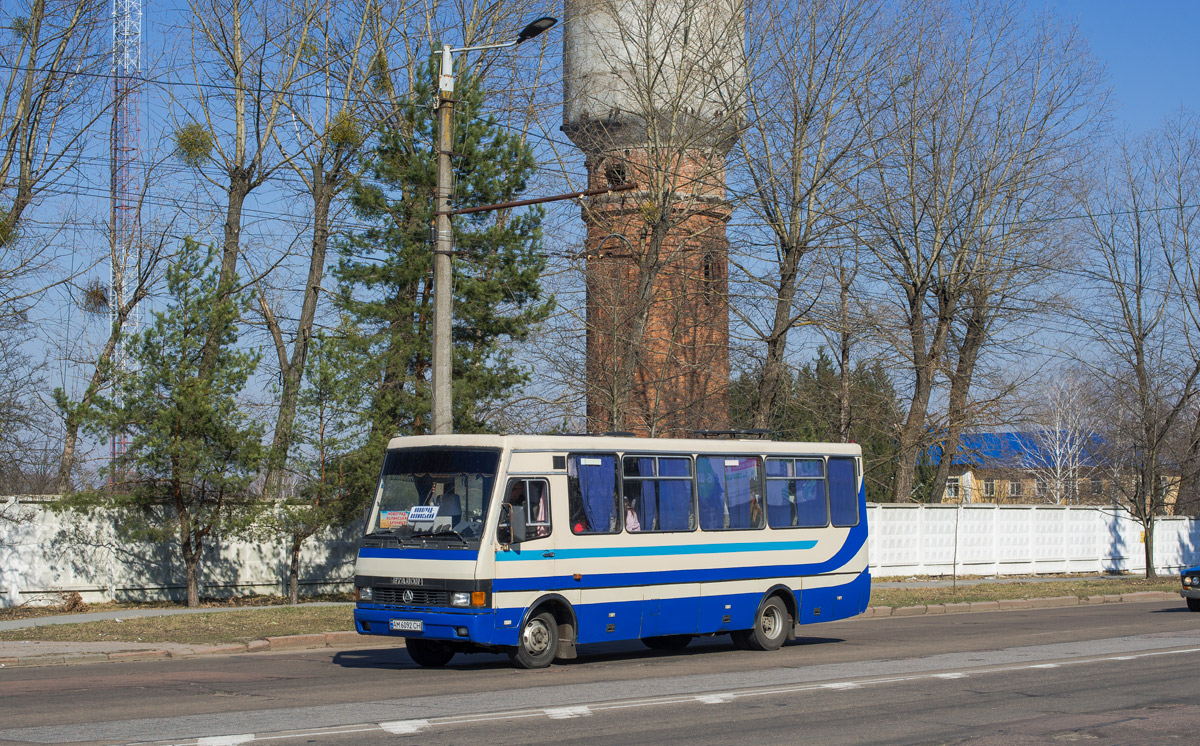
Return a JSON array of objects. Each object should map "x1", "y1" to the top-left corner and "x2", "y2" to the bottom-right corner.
[{"x1": 563, "y1": 0, "x2": 744, "y2": 437}]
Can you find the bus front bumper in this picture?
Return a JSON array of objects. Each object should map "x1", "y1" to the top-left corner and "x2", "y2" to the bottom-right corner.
[{"x1": 354, "y1": 605, "x2": 495, "y2": 644}]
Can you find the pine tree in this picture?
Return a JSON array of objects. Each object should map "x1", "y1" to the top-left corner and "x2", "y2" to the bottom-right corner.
[
  {"x1": 270, "y1": 330, "x2": 366, "y2": 603},
  {"x1": 331, "y1": 55, "x2": 552, "y2": 492},
  {"x1": 60, "y1": 240, "x2": 264, "y2": 607},
  {"x1": 730, "y1": 349, "x2": 901, "y2": 502}
]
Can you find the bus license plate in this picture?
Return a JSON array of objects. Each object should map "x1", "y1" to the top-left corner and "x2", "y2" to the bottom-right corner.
[{"x1": 390, "y1": 619, "x2": 423, "y2": 632}]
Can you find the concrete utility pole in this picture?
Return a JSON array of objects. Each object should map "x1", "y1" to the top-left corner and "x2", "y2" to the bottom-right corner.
[{"x1": 430, "y1": 17, "x2": 557, "y2": 435}]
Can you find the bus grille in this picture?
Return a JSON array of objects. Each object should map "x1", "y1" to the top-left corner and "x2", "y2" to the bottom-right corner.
[{"x1": 373, "y1": 588, "x2": 450, "y2": 607}]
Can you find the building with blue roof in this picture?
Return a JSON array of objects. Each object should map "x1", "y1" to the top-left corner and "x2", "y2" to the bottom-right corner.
[{"x1": 930, "y1": 432, "x2": 1181, "y2": 512}]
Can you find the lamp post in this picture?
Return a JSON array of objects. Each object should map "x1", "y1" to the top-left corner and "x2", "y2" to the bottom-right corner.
[{"x1": 431, "y1": 16, "x2": 557, "y2": 435}]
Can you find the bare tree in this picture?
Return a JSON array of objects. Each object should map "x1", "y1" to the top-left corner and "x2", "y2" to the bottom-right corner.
[
  {"x1": 169, "y1": 0, "x2": 320, "y2": 378},
  {"x1": 0, "y1": 0, "x2": 108, "y2": 258},
  {"x1": 1078, "y1": 111, "x2": 1200, "y2": 576},
  {"x1": 730, "y1": 0, "x2": 893, "y2": 433},
  {"x1": 856, "y1": 0, "x2": 1101, "y2": 502},
  {"x1": 1026, "y1": 368, "x2": 1097, "y2": 505},
  {"x1": 253, "y1": 0, "x2": 379, "y2": 502}
]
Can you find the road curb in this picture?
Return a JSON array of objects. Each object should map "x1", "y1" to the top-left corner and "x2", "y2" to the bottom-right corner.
[
  {"x1": 0, "y1": 591, "x2": 1183, "y2": 668},
  {"x1": 861, "y1": 590, "x2": 1179, "y2": 618}
]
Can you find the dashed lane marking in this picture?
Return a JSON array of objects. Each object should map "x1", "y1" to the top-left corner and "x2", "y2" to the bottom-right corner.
[
  {"x1": 380, "y1": 720, "x2": 431, "y2": 735},
  {"x1": 546, "y1": 706, "x2": 593, "y2": 719},
  {"x1": 128, "y1": 645, "x2": 1200, "y2": 746}
]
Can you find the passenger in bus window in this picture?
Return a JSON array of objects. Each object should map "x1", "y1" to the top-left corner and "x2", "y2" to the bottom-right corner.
[
  {"x1": 625, "y1": 497, "x2": 641, "y2": 532},
  {"x1": 528, "y1": 481, "x2": 550, "y2": 537}
]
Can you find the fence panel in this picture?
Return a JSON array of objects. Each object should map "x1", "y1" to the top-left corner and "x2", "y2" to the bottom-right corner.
[{"x1": 4, "y1": 498, "x2": 1200, "y2": 607}]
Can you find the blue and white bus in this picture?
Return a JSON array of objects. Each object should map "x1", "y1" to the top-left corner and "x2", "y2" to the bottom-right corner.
[{"x1": 353, "y1": 434, "x2": 870, "y2": 668}]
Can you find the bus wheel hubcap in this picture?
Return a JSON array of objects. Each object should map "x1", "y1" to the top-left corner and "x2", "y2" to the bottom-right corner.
[
  {"x1": 761, "y1": 607, "x2": 781, "y2": 638},
  {"x1": 524, "y1": 620, "x2": 550, "y2": 653}
]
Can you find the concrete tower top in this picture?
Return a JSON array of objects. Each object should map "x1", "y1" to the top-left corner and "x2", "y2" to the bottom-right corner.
[{"x1": 562, "y1": 0, "x2": 745, "y2": 155}]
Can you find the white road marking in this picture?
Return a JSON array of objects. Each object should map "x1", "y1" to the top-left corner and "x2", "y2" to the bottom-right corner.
[
  {"x1": 125, "y1": 645, "x2": 1200, "y2": 746},
  {"x1": 546, "y1": 706, "x2": 593, "y2": 719},
  {"x1": 696, "y1": 694, "x2": 735, "y2": 704},
  {"x1": 379, "y1": 719, "x2": 430, "y2": 734}
]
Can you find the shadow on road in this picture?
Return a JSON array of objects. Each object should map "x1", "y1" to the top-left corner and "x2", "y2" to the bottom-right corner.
[{"x1": 330, "y1": 634, "x2": 847, "y2": 671}]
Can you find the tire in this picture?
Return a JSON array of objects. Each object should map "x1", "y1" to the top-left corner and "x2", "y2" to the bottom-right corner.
[
  {"x1": 510, "y1": 611, "x2": 558, "y2": 669},
  {"x1": 1188, "y1": 597, "x2": 1200, "y2": 612},
  {"x1": 406, "y1": 638, "x2": 455, "y2": 667},
  {"x1": 641, "y1": 634, "x2": 693, "y2": 651},
  {"x1": 730, "y1": 629, "x2": 752, "y2": 650},
  {"x1": 744, "y1": 596, "x2": 789, "y2": 652}
]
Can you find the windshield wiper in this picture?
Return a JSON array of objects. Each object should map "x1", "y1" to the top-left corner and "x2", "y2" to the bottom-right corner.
[{"x1": 410, "y1": 528, "x2": 468, "y2": 546}]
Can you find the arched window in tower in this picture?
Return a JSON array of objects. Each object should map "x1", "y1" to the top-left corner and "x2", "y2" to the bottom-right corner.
[
  {"x1": 702, "y1": 246, "x2": 721, "y2": 305},
  {"x1": 604, "y1": 159, "x2": 628, "y2": 188}
]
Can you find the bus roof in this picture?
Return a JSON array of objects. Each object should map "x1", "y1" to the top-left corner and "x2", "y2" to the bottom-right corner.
[{"x1": 384, "y1": 433, "x2": 861, "y2": 457}]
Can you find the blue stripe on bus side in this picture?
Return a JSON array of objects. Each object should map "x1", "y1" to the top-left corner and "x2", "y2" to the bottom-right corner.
[
  {"x1": 495, "y1": 539, "x2": 818, "y2": 562},
  {"x1": 494, "y1": 519, "x2": 867, "y2": 592},
  {"x1": 358, "y1": 548, "x2": 478, "y2": 561}
]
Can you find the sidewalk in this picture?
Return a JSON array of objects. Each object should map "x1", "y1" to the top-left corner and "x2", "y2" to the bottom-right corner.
[
  {"x1": 0, "y1": 602, "x2": 393, "y2": 669},
  {"x1": 0, "y1": 586, "x2": 1183, "y2": 669}
]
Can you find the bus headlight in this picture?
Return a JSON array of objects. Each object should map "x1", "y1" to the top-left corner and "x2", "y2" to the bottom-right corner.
[
  {"x1": 451, "y1": 592, "x2": 471, "y2": 607},
  {"x1": 358, "y1": 586, "x2": 374, "y2": 602},
  {"x1": 1184, "y1": 576, "x2": 1196, "y2": 587}
]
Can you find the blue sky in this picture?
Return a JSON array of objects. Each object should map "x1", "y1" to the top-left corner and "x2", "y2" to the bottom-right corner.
[{"x1": 1039, "y1": 0, "x2": 1200, "y2": 133}]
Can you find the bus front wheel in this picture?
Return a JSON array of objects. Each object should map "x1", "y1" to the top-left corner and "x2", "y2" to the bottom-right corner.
[
  {"x1": 733, "y1": 596, "x2": 788, "y2": 652},
  {"x1": 406, "y1": 638, "x2": 455, "y2": 667},
  {"x1": 511, "y1": 611, "x2": 559, "y2": 669}
]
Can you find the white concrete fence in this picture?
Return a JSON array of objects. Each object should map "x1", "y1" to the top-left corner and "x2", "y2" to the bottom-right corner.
[{"x1": 3, "y1": 498, "x2": 1199, "y2": 608}]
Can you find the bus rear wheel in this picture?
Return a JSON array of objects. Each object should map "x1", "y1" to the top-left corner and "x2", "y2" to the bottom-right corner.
[
  {"x1": 642, "y1": 634, "x2": 693, "y2": 651},
  {"x1": 732, "y1": 596, "x2": 788, "y2": 652},
  {"x1": 406, "y1": 638, "x2": 455, "y2": 667},
  {"x1": 511, "y1": 611, "x2": 558, "y2": 669}
]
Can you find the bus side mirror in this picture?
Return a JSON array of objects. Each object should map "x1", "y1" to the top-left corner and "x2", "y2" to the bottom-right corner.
[{"x1": 499, "y1": 503, "x2": 528, "y2": 545}]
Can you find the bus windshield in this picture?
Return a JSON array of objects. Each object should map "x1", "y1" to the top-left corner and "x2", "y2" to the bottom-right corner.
[{"x1": 370, "y1": 448, "x2": 500, "y2": 544}]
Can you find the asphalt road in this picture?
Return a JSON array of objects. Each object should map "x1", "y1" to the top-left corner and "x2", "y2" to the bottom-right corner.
[{"x1": 1, "y1": 602, "x2": 1198, "y2": 746}]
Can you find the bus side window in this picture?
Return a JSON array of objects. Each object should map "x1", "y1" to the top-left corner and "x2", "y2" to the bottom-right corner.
[
  {"x1": 568, "y1": 454, "x2": 620, "y2": 534},
  {"x1": 828, "y1": 457, "x2": 859, "y2": 527},
  {"x1": 505, "y1": 478, "x2": 551, "y2": 539},
  {"x1": 766, "y1": 458, "x2": 828, "y2": 528},
  {"x1": 697, "y1": 456, "x2": 764, "y2": 531}
]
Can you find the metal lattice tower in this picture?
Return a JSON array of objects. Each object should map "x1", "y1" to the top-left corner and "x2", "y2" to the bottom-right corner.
[{"x1": 110, "y1": 0, "x2": 142, "y2": 468}]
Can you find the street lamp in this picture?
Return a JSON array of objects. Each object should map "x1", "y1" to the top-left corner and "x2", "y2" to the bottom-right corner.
[{"x1": 431, "y1": 16, "x2": 557, "y2": 435}]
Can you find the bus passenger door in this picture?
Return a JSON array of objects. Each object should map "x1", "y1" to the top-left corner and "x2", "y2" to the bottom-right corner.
[{"x1": 494, "y1": 478, "x2": 559, "y2": 637}]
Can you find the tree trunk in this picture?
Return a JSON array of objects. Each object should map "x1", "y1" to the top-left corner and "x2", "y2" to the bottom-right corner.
[
  {"x1": 288, "y1": 533, "x2": 302, "y2": 605},
  {"x1": 891, "y1": 286, "x2": 957, "y2": 503},
  {"x1": 57, "y1": 295, "x2": 140, "y2": 492},
  {"x1": 200, "y1": 167, "x2": 253, "y2": 378},
  {"x1": 262, "y1": 173, "x2": 334, "y2": 501},
  {"x1": 837, "y1": 275, "x2": 853, "y2": 443},
  {"x1": 931, "y1": 306, "x2": 986, "y2": 502},
  {"x1": 185, "y1": 554, "x2": 201, "y2": 608},
  {"x1": 1142, "y1": 518, "x2": 1156, "y2": 579},
  {"x1": 753, "y1": 237, "x2": 804, "y2": 431}
]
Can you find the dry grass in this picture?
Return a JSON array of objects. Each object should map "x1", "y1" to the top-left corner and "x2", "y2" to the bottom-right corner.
[
  {"x1": 0, "y1": 592, "x2": 353, "y2": 622},
  {"x1": 870, "y1": 577, "x2": 1180, "y2": 609},
  {"x1": 0, "y1": 605, "x2": 355, "y2": 645}
]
